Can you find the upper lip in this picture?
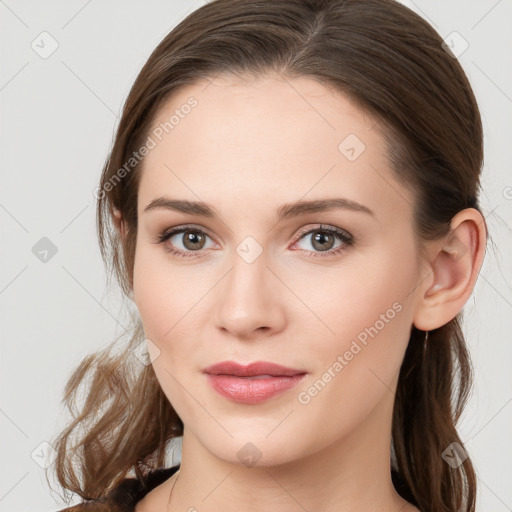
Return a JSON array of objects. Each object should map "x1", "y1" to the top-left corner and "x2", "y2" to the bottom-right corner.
[{"x1": 202, "y1": 361, "x2": 307, "y2": 377}]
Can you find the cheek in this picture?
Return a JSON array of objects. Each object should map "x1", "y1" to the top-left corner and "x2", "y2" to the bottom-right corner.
[
  {"x1": 291, "y1": 259, "x2": 415, "y2": 434},
  {"x1": 290, "y1": 247, "x2": 416, "y2": 382},
  {"x1": 132, "y1": 243, "x2": 178, "y2": 342},
  {"x1": 132, "y1": 243, "x2": 213, "y2": 348},
  {"x1": 292, "y1": 254, "x2": 411, "y2": 336}
]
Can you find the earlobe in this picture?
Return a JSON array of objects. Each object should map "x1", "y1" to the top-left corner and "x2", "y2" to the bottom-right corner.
[
  {"x1": 112, "y1": 207, "x2": 127, "y2": 239},
  {"x1": 413, "y1": 208, "x2": 487, "y2": 331}
]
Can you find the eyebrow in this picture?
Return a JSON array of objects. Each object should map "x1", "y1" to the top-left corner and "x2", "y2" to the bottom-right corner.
[{"x1": 143, "y1": 196, "x2": 374, "y2": 220}]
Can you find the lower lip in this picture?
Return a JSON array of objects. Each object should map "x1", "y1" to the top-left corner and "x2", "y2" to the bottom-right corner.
[{"x1": 205, "y1": 374, "x2": 307, "y2": 404}]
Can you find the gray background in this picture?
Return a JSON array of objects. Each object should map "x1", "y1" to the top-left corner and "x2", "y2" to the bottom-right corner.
[{"x1": 1, "y1": 1, "x2": 511, "y2": 510}]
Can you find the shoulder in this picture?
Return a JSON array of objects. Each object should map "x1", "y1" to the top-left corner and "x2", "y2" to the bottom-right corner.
[{"x1": 55, "y1": 465, "x2": 180, "y2": 512}]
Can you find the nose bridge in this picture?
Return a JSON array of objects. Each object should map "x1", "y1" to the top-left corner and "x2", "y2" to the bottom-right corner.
[
  {"x1": 226, "y1": 237, "x2": 271, "y2": 305},
  {"x1": 213, "y1": 235, "x2": 284, "y2": 335}
]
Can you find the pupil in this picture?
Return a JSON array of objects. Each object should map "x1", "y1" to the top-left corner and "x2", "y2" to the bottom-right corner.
[
  {"x1": 312, "y1": 231, "x2": 333, "y2": 251},
  {"x1": 185, "y1": 231, "x2": 204, "y2": 249}
]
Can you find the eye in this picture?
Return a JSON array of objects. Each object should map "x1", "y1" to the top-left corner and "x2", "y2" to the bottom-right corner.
[
  {"x1": 153, "y1": 223, "x2": 355, "y2": 260},
  {"x1": 291, "y1": 224, "x2": 354, "y2": 258},
  {"x1": 153, "y1": 224, "x2": 216, "y2": 259}
]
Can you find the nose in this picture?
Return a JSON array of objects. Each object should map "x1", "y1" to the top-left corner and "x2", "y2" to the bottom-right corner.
[{"x1": 212, "y1": 246, "x2": 286, "y2": 340}]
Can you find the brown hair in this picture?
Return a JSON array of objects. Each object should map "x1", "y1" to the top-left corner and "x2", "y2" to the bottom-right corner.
[{"x1": 49, "y1": 1, "x2": 487, "y2": 511}]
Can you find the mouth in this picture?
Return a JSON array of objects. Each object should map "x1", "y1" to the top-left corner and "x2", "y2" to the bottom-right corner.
[
  {"x1": 202, "y1": 361, "x2": 308, "y2": 404},
  {"x1": 202, "y1": 360, "x2": 306, "y2": 377}
]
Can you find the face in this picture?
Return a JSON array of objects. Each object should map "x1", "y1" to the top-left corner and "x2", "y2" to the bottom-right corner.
[{"x1": 132, "y1": 72, "x2": 423, "y2": 466}]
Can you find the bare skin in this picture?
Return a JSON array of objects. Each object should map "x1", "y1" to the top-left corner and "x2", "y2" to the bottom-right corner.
[{"x1": 119, "y1": 72, "x2": 486, "y2": 512}]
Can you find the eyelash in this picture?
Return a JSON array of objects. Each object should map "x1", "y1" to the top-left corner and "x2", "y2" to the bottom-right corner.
[{"x1": 152, "y1": 223, "x2": 355, "y2": 260}]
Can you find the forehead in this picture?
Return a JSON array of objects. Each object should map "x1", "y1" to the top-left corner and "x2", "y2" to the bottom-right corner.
[{"x1": 137, "y1": 73, "x2": 413, "y2": 222}]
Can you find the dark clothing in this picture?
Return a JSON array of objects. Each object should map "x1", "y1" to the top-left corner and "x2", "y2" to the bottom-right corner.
[
  {"x1": 55, "y1": 464, "x2": 418, "y2": 511},
  {"x1": 56, "y1": 465, "x2": 180, "y2": 512}
]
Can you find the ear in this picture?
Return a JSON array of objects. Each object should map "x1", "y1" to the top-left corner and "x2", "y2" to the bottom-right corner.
[
  {"x1": 413, "y1": 208, "x2": 487, "y2": 331},
  {"x1": 112, "y1": 207, "x2": 127, "y2": 240}
]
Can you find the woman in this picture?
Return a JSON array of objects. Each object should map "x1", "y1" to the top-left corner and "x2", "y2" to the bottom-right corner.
[{"x1": 50, "y1": 0, "x2": 487, "y2": 511}]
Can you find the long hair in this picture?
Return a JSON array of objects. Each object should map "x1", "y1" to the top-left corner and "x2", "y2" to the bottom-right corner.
[{"x1": 49, "y1": 1, "x2": 487, "y2": 510}]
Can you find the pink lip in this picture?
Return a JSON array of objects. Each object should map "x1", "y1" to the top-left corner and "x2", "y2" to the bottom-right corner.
[{"x1": 202, "y1": 361, "x2": 308, "y2": 404}]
